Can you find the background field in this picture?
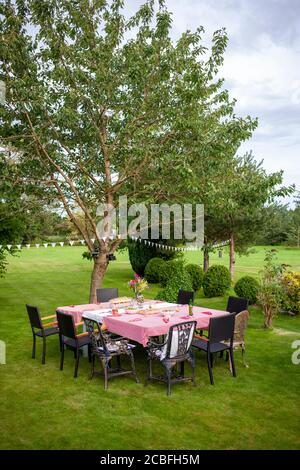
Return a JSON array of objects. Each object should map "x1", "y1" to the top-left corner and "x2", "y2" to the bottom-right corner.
[{"x1": 0, "y1": 246, "x2": 299, "y2": 449}]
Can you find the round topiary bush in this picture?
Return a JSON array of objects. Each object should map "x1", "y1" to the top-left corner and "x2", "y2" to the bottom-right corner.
[
  {"x1": 203, "y1": 265, "x2": 231, "y2": 297},
  {"x1": 155, "y1": 270, "x2": 193, "y2": 303},
  {"x1": 185, "y1": 264, "x2": 204, "y2": 291},
  {"x1": 159, "y1": 260, "x2": 186, "y2": 287},
  {"x1": 127, "y1": 238, "x2": 177, "y2": 276},
  {"x1": 234, "y1": 276, "x2": 260, "y2": 304},
  {"x1": 144, "y1": 257, "x2": 166, "y2": 283}
]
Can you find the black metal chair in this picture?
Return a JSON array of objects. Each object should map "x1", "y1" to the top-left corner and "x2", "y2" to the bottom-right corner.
[
  {"x1": 56, "y1": 311, "x2": 91, "y2": 378},
  {"x1": 26, "y1": 304, "x2": 59, "y2": 364},
  {"x1": 96, "y1": 287, "x2": 119, "y2": 303},
  {"x1": 146, "y1": 321, "x2": 197, "y2": 396},
  {"x1": 177, "y1": 289, "x2": 195, "y2": 305},
  {"x1": 226, "y1": 296, "x2": 248, "y2": 314},
  {"x1": 193, "y1": 313, "x2": 236, "y2": 385},
  {"x1": 84, "y1": 318, "x2": 139, "y2": 390}
]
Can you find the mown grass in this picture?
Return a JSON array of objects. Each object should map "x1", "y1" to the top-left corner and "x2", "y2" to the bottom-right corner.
[{"x1": 0, "y1": 246, "x2": 299, "y2": 449}]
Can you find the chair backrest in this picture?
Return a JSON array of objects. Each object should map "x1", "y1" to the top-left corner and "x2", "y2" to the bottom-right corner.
[
  {"x1": 177, "y1": 290, "x2": 195, "y2": 305},
  {"x1": 165, "y1": 321, "x2": 197, "y2": 359},
  {"x1": 56, "y1": 311, "x2": 77, "y2": 339},
  {"x1": 226, "y1": 296, "x2": 248, "y2": 314},
  {"x1": 208, "y1": 313, "x2": 236, "y2": 344},
  {"x1": 233, "y1": 310, "x2": 249, "y2": 343},
  {"x1": 84, "y1": 318, "x2": 112, "y2": 354},
  {"x1": 96, "y1": 288, "x2": 119, "y2": 303},
  {"x1": 26, "y1": 304, "x2": 43, "y2": 330}
]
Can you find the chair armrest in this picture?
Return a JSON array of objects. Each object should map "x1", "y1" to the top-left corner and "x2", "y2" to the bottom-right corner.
[
  {"x1": 41, "y1": 315, "x2": 56, "y2": 321},
  {"x1": 147, "y1": 339, "x2": 168, "y2": 350},
  {"x1": 109, "y1": 336, "x2": 127, "y2": 342},
  {"x1": 194, "y1": 334, "x2": 208, "y2": 342},
  {"x1": 43, "y1": 322, "x2": 58, "y2": 329},
  {"x1": 75, "y1": 321, "x2": 84, "y2": 327},
  {"x1": 76, "y1": 332, "x2": 89, "y2": 338}
]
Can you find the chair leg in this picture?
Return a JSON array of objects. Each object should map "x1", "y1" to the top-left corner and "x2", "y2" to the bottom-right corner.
[
  {"x1": 229, "y1": 347, "x2": 236, "y2": 377},
  {"x1": 129, "y1": 352, "x2": 139, "y2": 383},
  {"x1": 116, "y1": 355, "x2": 121, "y2": 370},
  {"x1": 90, "y1": 354, "x2": 95, "y2": 379},
  {"x1": 242, "y1": 347, "x2": 249, "y2": 368},
  {"x1": 145, "y1": 358, "x2": 152, "y2": 386},
  {"x1": 42, "y1": 336, "x2": 46, "y2": 365},
  {"x1": 207, "y1": 352, "x2": 214, "y2": 385},
  {"x1": 32, "y1": 334, "x2": 36, "y2": 359},
  {"x1": 60, "y1": 343, "x2": 65, "y2": 371},
  {"x1": 192, "y1": 361, "x2": 196, "y2": 386},
  {"x1": 88, "y1": 344, "x2": 92, "y2": 363},
  {"x1": 74, "y1": 347, "x2": 80, "y2": 378},
  {"x1": 166, "y1": 368, "x2": 172, "y2": 396},
  {"x1": 103, "y1": 360, "x2": 109, "y2": 390},
  {"x1": 219, "y1": 351, "x2": 224, "y2": 359}
]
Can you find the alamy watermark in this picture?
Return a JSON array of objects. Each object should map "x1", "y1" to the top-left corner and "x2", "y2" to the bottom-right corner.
[
  {"x1": 0, "y1": 340, "x2": 6, "y2": 365},
  {"x1": 96, "y1": 196, "x2": 204, "y2": 247},
  {"x1": 0, "y1": 80, "x2": 5, "y2": 105},
  {"x1": 291, "y1": 340, "x2": 300, "y2": 365}
]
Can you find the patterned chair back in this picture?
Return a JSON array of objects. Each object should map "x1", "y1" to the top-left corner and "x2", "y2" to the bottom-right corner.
[
  {"x1": 165, "y1": 321, "x2": 197, "y2": 359},
  {"x1": 84, "y1": 318, "x2": 104, "y2": 351},
  {"x1": 233, "y1": 310, "x2": 249, "y2": 344}
]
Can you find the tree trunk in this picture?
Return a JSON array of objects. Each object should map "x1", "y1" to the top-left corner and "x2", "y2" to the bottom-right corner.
[
  {"x1": 203, "y1": 246, "x2": 210, "y2": 272},
  {"x1": 263, "y1": 305, "x2": 273, "y2": 329},
  {"x1": 229, "y1": 233, "x2": 235, "y2": 280},
  {"x1": 89, "y1": 252, "x2": 109, "y2": 303}
]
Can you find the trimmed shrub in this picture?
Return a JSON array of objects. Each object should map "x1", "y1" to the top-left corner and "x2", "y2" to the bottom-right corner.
[
  {"x1": 185, "y1": 264, "x2": 204, "y2": 291},
  {"x1": 144, "y1": 257, "x2": 165, "y2": 283},
  {"x1": 127, "y1": 238, "x2": 176, "y2": 276},
  {"x1": 203, "y1": 265, "x2": 231, "y2": 297},
  {"x1": 155, "y1": 271, "x2": 193, "y2": 303},
  {"x1": 159, "y1": 260, "x2": 186, "y2": 287},
  {"x1": 281, "y1": 271, "x2": 300, "y2": 314},
  {"x1": 234, "y1": 276, "x2": 260, "y2": 304}
]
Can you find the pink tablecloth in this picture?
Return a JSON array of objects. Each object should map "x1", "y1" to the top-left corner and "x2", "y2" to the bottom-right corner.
[
  {"x1": 104, "y1": 305, "x2": 228, "y2": 347},
  {"x1": 56, "y1": 303, "x2": 106, "y2": 323}
]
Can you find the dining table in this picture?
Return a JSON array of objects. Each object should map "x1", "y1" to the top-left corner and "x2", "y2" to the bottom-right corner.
[{"x1": 56, "y1": 300, "x2": 229, "y2": 347}]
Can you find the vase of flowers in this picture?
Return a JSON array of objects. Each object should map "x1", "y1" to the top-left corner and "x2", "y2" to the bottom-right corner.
[{"x1": 128, "y1": 274, "x2": 148, "y2": 306}]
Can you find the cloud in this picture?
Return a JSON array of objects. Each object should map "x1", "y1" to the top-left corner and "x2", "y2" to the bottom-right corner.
[{"x1": 159, "y1": 0, "x2": 300, "y2": 202}]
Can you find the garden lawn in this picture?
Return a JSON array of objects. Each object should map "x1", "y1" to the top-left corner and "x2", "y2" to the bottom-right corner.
[{"x1": 0, "y1": 246, "x2": 300, "y2": 450}]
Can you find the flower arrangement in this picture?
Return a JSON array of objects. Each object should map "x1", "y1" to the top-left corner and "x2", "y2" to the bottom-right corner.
[{"x1": 128, "y1": 273, "x2": 148, "y2": 296}]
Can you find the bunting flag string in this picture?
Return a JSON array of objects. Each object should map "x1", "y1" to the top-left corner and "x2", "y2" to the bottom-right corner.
[{"x1": 0, "y1": 235, "x2": 229, "y2": 252}]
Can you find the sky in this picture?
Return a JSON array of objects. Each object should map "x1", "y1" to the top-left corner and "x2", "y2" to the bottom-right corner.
[{"x1": 127, "y1": 0, "x2": 300, "y2": 205}]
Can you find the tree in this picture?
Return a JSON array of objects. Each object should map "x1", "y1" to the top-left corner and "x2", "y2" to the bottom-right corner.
[
  {"x1": 257, "y1": 250, "x2": 287, "y2": 329},
  {"x1": 288, "y1": 192, "x2": 300, "y2": 247},
  {"x1": 0, "y1": 0, "x2": 256, "y2": 301},
  {"x1": 256, "y1": 204, "x2": 292, "y2": 245},
  {"x1": 204, "y1": 153, "x2": 293, "y2": 278}
]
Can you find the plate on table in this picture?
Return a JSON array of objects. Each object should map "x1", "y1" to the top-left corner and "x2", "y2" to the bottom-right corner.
[
  {"x1": 125, "y1": 307, "x2": 141, "y2": 314},
  {"x1": 160, "y1": 308, "x2": 177, "y2": 316}
]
